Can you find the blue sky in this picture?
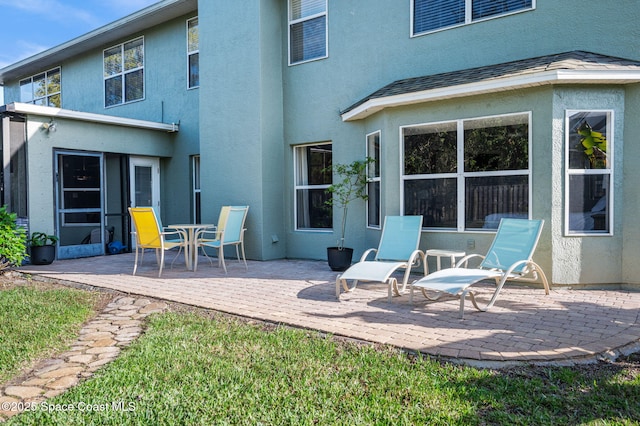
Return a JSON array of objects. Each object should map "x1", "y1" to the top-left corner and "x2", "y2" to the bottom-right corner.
[{"x1": 0, "y1": 0, "x2": 159, "y2": 103}]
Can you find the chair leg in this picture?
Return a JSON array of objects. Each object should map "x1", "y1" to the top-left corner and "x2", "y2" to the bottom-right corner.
[
  {"x1": 158, "y1": 249, "x2": 165, "y2": 277},
  {"x1": 133, "y1": 247, "x2": 140, "y2": 275},
  {"x1": 239, "y1": 242, "x2": 247, "y2": 270},
  {"x1": 170, "y1": 247, "x2": 184, "y2": 269},
  {"x1": 220, "y1": 246, "x2": 227, "y2": 274},
  {"x1": 387, "y1": 278, "x2": 399, "y2": 303}
]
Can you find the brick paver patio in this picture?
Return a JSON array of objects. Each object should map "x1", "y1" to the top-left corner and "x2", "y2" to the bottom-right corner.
[{"x1": 18, "y1": 253, "x2": 640, "y2": 366}]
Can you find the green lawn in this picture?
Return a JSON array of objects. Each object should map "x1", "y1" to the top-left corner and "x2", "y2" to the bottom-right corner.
[
  {"x1": 0, "y1": 283, "x2": 102, "y2": 383},
  {"x1": 4, "y1": 307, "x2": 639, "y2": 425}
]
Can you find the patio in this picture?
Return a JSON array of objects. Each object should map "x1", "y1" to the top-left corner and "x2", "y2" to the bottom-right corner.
[{"x1": 18, "y1": 253, "x2": 640, "y2": 367}]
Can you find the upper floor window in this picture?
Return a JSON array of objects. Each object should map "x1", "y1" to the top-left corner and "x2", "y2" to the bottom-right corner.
[
  {"x1": 294, "y1": 143, "x2": 332, "y2": 230},
  {"x1": 19, "y1": 67, "x2": 61, "y2": 107},
  {"x1": 288, "y1": 0, "x2": 327, "y2": 65},
  {"x1": 565, "y1": 110, "x2": 612, "y2": 235},
  {"x1": 367, "y1": 131, "x2": 381, "y2": 229},
  {"x1": 412, "y1": 0, "x2": 533, "y2": 36},
  {"x1": 187, "y1": 17, "x2": 199, "y2": 89},
  {"x1": 104, "y1": 37, "x2": 144, "y2": 107},
  {"x1": 402, "y1": 112, "x2": 530, "y2": 230}
]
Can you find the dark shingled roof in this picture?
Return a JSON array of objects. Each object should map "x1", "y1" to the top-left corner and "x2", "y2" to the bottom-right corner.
[{"x1": 341, "y1": 51, "x2": 640, "y2": 117}]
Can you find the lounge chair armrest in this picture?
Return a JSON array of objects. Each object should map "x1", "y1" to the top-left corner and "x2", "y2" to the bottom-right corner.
[
  {"x1": 359, "y1": 248, "x2": 378, "y2": 262},
  {"x1": 408, "y1": 249, "x2": 425, "y2": 268},
  {"x1": 455, "y1": 253, "x2": 485, "y2": 268}
]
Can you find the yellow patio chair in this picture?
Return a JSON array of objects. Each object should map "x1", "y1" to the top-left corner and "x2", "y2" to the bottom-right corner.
[
  {"x1": 194, "y1": 206, "x2": 249, "y2": 273},
  {"x1": 128, "y1": 207, "x2": 188, "y2": 277}
]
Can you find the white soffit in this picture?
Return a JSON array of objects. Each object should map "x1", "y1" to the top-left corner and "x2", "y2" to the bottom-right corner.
[
  {"x1": 3, "y1": 103, "x2": 179, "y2": 132},
  {"x1": 341, "y1": 69, "x2": 640, "y2": 122}
]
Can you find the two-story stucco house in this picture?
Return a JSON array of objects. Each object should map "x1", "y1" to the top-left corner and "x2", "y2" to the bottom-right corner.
[{"x1": 1, "y1": 0, "x2": 640, "y2": 288}]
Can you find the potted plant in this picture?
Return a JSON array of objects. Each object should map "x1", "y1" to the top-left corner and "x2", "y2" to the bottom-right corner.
[
  {"x1": 27, "y1": 231, "x2": 58, "y2": 265},
  {"x1": 0, "y1": 206, "x2": 27, "y2": 271},
  {"x1": 324, "y1": 157, "x2": 375, "y2": 271}
]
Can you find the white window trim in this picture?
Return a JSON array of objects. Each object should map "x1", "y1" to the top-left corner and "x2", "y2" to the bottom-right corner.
[
  {"x1": 410, "y1": 0, "x2": 536, "y2": 38},
  {"x1": 192, "y1": 155, "x2": 201, "y2": 223},
  {"x1": 287, "y1": 0, "x2": 328, "y2": 66},
  {"x1": 293, "y1": 142, "x2": 332, "y2": 232},
  {"x1": 564, "y1": 109, "x2": 614, "y2": 237},
  {"x1": 187, "y1": 16, "x2": 199, "y2": 90},
  {"x1": 103, "y1": 36, "x2": 145, "y2": 108},
  {"x1": 400, "y1": 111, "x2": 532, "y2": 232},
  {"x1": 19, "y1": 66, "x2": 62, "y2": 107},
  {"x1": 366, "y1": 130, "x2": 382, "y2": 230}
]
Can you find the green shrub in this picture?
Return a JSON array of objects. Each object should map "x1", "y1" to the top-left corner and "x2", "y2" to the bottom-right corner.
[{"x1": 0, "y1": 205, "x2": 27, "y2": 270}]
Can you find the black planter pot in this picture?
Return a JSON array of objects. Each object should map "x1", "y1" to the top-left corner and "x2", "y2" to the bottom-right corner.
[
  {"x1": 327, "y1": 247, "x2": 354, "y2": 272},
  {"x1": 30, "y1": 245, "x2": 56, "y2": 265}
]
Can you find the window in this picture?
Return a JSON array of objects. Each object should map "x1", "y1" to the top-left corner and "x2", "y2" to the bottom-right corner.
[
  {"x1": 367, "y1": 131, "x2": 381, "y2": 228},
  {"x1": 104, "y1": 37, "x2": 144, "y2": 107},
  {"x1": 412, "y1": 0, "x2": 533, "y2": 36},
  {"x1": 187, "y1": 17, "x2": 199, "y2": 89},
  {"x1": 288, "y1": 0, "x2": 327, "y2": 65},
  {"x1": 294, "y1": 143, "x2": 332, "y2": 229},
  {"x1": 402, "y1": 113, "x2": 530, "y2": 230},
  {"x1": 192, "y1": 155, "x2": 201, "y2": 223},
  {"x1": 19, "y1": 67, "x2": 61, "y2": 107},
  {"x1": 565, "y1": 110, "x2": 612, "y2": 235}
]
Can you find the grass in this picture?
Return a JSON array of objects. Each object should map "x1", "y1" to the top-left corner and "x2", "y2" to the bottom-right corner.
[
  {"x1": 4, "y1": 307, "x2": 639, "y2": 425},
  {"x1": 0, "y1": 281, "x2": 102, "y2": 383}
]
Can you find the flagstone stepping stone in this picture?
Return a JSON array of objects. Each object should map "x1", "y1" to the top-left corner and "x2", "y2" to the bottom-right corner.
[{"x1": 0, "y1": 295, "x2": 168, "y2": 421}]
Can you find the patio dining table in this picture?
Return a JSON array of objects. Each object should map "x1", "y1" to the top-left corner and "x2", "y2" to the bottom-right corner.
[{"x1": 168, "y1": 223, "x2": 215, "y2": 270}]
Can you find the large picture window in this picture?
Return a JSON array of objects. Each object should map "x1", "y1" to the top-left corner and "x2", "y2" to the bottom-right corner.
[
  {"x1": 565, "y1": 110, "x2": 612, "y2": 235},
  {"x1": 19, "y1": 67, "x2": 61, "y2": 107},
  {"x1": 187, "y1": 17, "x2": 199, "y2": 89},
  {"x1": 294, "y1": 143, "x2": 332, "y2": 230},
  {"x1": 288, "y1": 0, "x2": 327, "y2": 65},
  {"x1": 104, "y1": 37, "x2": 144, "y2": 107},
  {"x1": 402, "y1": 113, "x2": 530, "y2": 230},
  {"x1": 412, "y1": 0, "x2": 533, "y2": 36},
  {"x1": 367, "y1": 131, "x2": 381, "y2": 228}
]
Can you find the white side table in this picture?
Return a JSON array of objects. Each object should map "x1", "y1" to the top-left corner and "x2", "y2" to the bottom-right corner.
[{"x1": 425, "y1": 249, "x2": 466, "y2": 272}]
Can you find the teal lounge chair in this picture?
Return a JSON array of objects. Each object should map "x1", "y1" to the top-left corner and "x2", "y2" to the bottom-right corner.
[
  {"x1": 410, "y1": 218, "x2": 550, "y2": 318},
  {"x1": 336, "y1": 216, "x2": 425, "y2": 302}
]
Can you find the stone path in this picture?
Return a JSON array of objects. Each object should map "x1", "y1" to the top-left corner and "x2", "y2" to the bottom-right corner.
[{"x1": 0, "y1": 296, "x2": 167, "y2": 421}]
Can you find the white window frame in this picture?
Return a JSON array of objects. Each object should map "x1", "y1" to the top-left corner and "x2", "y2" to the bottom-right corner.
[
  {"x1": 187, "y1": 17, "x2": 199, "y2": 89},
  {"x1": 366, "y1": 130, "x2": 382, "y2": 229},
  {"x1": 288, "y1": 0, "x2": 328, "y2": 66},
  {"x1": 103, "y1": 37, "x2": 145, "y2": 108},
  {"x1": 294, "y1": 142, "x2": 332, "y2": 231},
  {"x1": 192, "y1": 155, "x2": 201, "y2": 223},
  {"x1": 19, "y1": 67, "x2": 62, "y2": 107},
  {"x1": 411, "y1": 0, "x2": 535, "y2": 37},
  {"x1": 401, "y1": 112, "x2": 532, "y2": 231},
  {"x1": 564, "y1": 110, "x2": 613, "y2": 236}
]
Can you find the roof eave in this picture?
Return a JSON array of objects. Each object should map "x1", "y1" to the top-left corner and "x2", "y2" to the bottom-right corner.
[
  {"x1": 341, "y1": 70, "x2": 640, "y2": 122},
  {"x1": 2, "y1": 103, "x2": 179, "y2": 132}
]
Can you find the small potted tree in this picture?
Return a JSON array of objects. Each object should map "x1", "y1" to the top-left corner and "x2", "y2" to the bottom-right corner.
[
  {"x1": 27, "y1": 231, "x2": 58, "y2": 265},
  {"x1": 325, "y1": 157, "x2": 374, "y2": 271}
]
